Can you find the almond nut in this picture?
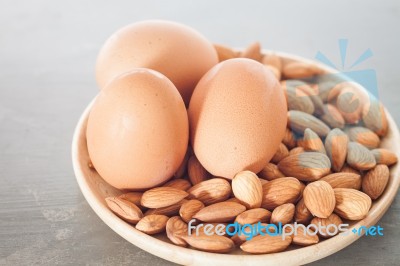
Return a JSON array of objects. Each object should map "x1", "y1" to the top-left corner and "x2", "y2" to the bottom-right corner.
[
  {"x1": 303, "y1": 181, "x2": 335, "y2": 218},
  {"x1": 187, "y1": 178, "x2": 231, "y2": 205},
  {"x1": 232, "y1": 171, "x2": 263, "y2": 209},
  {"x1": 141, "y1": 187, "x2": 189, "y2": 209},
  {"x1": 334, "y1": 188, "x2": 372, "y2": 220},
  {"x1": 362, "y1": 164, "x2": 390, "y2": 200}
]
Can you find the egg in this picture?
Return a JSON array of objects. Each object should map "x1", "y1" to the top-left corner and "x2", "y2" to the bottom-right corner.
[
  {"x1": 96, "y1": 20, "x2": 218, "y2": 105},
  {"x1": 87, "y1": 69, "x2": 188, "y2": 190},
  {"x1": 188, "y1": 58, "x2": 287, "y2": 179}
]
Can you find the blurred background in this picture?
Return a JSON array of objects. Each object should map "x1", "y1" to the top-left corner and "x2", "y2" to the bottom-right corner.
[{"x1": 1, "y1": 0, "x2": 399, "y2": 265}]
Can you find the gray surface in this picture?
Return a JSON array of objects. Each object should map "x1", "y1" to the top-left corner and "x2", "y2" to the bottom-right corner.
[{"x1": 0, "y1": 0, "x2": 399, "y2": 265}]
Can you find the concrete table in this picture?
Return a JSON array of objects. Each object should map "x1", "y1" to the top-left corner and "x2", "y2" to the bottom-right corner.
[{"x1": 1, "y1": 0, "x2": 399, "y2": 265}]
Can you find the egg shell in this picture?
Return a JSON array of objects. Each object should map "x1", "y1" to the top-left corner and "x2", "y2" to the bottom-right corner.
[
  {"x1": 188, "y1": 58, "x2": 287, "y2": 179},
  {"x1": 87, "y1": 69, "x2": 188, "y2": 190},
  {"x1": 96, "y1": 20, "x2": 218, "y2": 105}
]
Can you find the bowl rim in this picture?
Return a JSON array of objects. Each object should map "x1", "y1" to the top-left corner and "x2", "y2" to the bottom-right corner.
[{"x1": 72, "y1": 50, "x2": 400, "y2": 265}]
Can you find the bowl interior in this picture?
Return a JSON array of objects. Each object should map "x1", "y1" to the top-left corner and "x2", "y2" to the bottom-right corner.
[{"x1": 72, "y1": 51, "x2": 400, "y2": 266}]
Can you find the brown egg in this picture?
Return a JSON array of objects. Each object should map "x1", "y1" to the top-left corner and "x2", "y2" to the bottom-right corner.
[
  {"x1": 87, "y1": 69, "x2": 188, "y2": 190},
  {"x1": 188, "y1": 58, "x2": 287, "y2": 179},
  {"x1": 96, "y1": 20, "x2": 218, "y2": 105}
]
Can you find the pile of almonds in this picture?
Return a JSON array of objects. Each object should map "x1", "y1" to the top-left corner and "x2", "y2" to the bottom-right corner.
[{"x1": 102, "y1": 42, "x2": 398, "y2": 254}]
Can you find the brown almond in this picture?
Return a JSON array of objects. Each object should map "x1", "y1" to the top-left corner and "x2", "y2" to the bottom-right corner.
[
  {"x1": 334, "y1": 188, "x2": 372, "y2": 220},
  {"x1": 335, "y1": 87, "x2": 364, "y2": 124},
  {"x1": 135, "y1": 214, "x2": 169, "y2": 235},
  {"x1": 179, "y1": 199, "x2": 205, "y2": 223},
  {"x1": 145, "y1": 199, "x2": 187, "y2": 216},
  {"x1": 289, "y1": 147, "x2": 305, "y2": 156},
  {"x1": 166, "y1": 216, "x2": 188, "y2": 247},
  {"x1": 362, "y1": 164, "x2": 390, "y2": 200},
  {"x1": 288, "y1": 110, "x2": 330, "y2": 137},
  {"x1": 240, "y1": 42, "x2": 262, "y2": 61},
  {"x1": 282, "y1": 61, "x2": 323, "y2": 79},
  {"x1": 261, "y1": 177, "x2": 301, "y2": 210},
  {"x1": 371, "y1": 149, "x2": 398, "y2": 166},
  {"x1": 235, "y1": 208, "x2": 272, "y2": 225},
  {"x1": 271, "y1": 143, "x2": 290, "y2": 164},
  {"x1": 295, "y1": 198, "x2": 313, "y2": 224},
  {"x1": 258, "y1": 163, "x2": 285, "y2": 180},
  {"x1": 347, "y1": 142, "x2": 376, "y2": 170},
  {"x1": 141, "y1": 187, "x2": 188, "y2": 209},
  {"x1": 362, "y1": 100, "x2": 388, "y2": 137},
  {"x1": 193, "y1": 202, "x2": 246, "y2": 223},
  {"x1": 187, "y1": 178, "x2": 231, "y2": 205},
  {"x1": 282, "y1": 127, "x2": 297, "y2": 149},
  {"x1": 310, "y1": 213, "x2": 343, "y2": 238},
  {"x1": 105, "y1": 197, "x2": 143, "y2": 224},
  {"x1": 240, "y1": 233, "x2": 292, "y2": 254},
  {"x1": 182, "y1": 234, "x2": 234, "y2": 253},
  {"x1": 283, "y1": 81, "x2": 315, "y2": 114},
  {"x1": 278, "y1": 152, "x2": 331, "y2": 181},
  {"x1": 303, "y1": 181, "x2": 335, "y2": 218},
  {"x1": 292, "y1": 226, "x2": 319, "y2": 246},
  {"x1": 188, "y1": 155, "x2": 211, "y2": 185},
  {"x1": 213, "y1": 44, "x2": 238, "y2": 62},
  {"x1": 298, "y1": 128, "x2": 326, "y2": 154},
  {"x1": 232, "y1": 171, "x2": 263, "y2": 209},
  {"x1": 163, "y1": 179, "x2": 192, "y2": 191},
  {"x1": 118, "y1": 192, "x2": 142, "y2": 207},
  {"x1": 262, "y1": 53, "x2": 282, "y2": 70},
  {"x1": 270, "y1": 203, "x2": 295, "y2": 225},
  {"x1": 325, "y1": 128, "x2": 349, "y2": 172},
  {"x1": 320, "y1": 104, "x2": 345, "y2": 129},
  {"x1": 347, "y1": 126, "x2": 380, "y2": 149},
  {"x1": 298, "y1": 83, "x2": 325, "y2": 116},
  {"x1": 320, "y1": 172, "x2": 362, "y2": 190}
]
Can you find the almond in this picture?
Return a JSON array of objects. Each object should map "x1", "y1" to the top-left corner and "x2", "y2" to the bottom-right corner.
[
  {"x1": 289, "y1": 147, "x2": 305, "y2": 156},
  {"x1": 141, "y1": 187, "x2": 188, "y2": 209},
  {"x1": 261, "y1": 177, "x2": 301, "y2": 210},
  {"x1": 292, "y1": 226, "x2": 319, "y2": 246},
  {"x1": 105, "y1": 197, "x2": 143, "y2": 224},
  {"x1": 213, "y1": 44, "x2": 238, "y2": 62},
  {"x1": 193, "y1": 202, "x2": 246, "y2": 223},
  {"x1": 187, "y1": 178, "x2": 231, "y2": 205},
  {"x1": 188, "y1": 155, "x2": 211, "y2": 185},
  {"x1": 163, "y1": 179, "x2": 192, "y2": 191},
  {"x1": 258, "y1": 163, "x2": 285, "y2": 180},
  {"x1": 240, "y1": 232, "x2": 292, "y2": 254},
  {"x1": 303, "y1": 181, "x2": 335, "y2": 218},
  {"x1": 310, "y1": 213, "x2": 342, "y2": 238},
  {"x1": 347, "y1": 126, "x2": 380, "y2": 149},
  {"x1": 283, "y1": 81, "x2": 315, "y2": 114},
  {"x1": 362, "y1": 164, "x2": 390, "y2": 200},
  {"x1": 297, "y1": 128, "x2": 326, "y2": 154},
  {"x1": 282, "y1": 61, "x2": 323, "y2": 79},
  {"x1": 166, "y1": 216, "x2": 188, "y2": 247},
  {"x1": 270, "y1": 203, "x2": 295, "y2": 225},
  {"x1": 277, "y1": 152, "x2": 331, "y2": 181},
  {"x1": 341, "y1": 164, "x2": 360, "y2": 175},
  {"x1": 231, "y1": 224, "x2": 257, "y2": 245},
  {"x1": 295, "y1": 198, "x2": 313, "y2": 224},
  {"x1": 282, "y1": 127, "x2": 297, "y2": 149},
  {"x1": 240, "y1": 42, "x2": 262, "y2": 61},
  {"x1": 334, "y1": 188, "x2": 372, "y2": 220},
  {"x1": 288, "y1": 110, "x2": 330, "y2": 137},
  {"x1": 335, "y1": 87, "x2": 363, "y2": 124},
  {"x1": 346, "y1": 142, "x2": 376, "y2": 170},
  {"x1": 118, "y1": 192, "x2": 142, "y2": 207},
  {"x1": 182, "y1": 234, "x2": 234, "y2": 253},
  {"x1": 179, "y1": 199, "x2": 205, "y2": 223},
  {"x1": 232, "y1": 171, "x2": 263, "y2": 209},
  {"x1": 145, "y1": 199, "x2": 187, "y2": 216},
  {"x1": 325, "y1": 128, "x2": 348, "y2": 172},
  {"x1": 371, "y1": 149, "x2": 398, "y2": 166},
  {"x1": 271, "y1": 143, "x2": 290, "y2": 163},
  {"x1": 235, "y1": 208, "x2": 271, "y2": 225},
  {"x1": 135, "y1": 214, "x2": 169, "y2": 234},
  {"x1": 320, "y1": 104, "x2": 345, "y2": 129},
  {"x1": 320, "y1": 172, "x2": 362, "y2": 190},
  {"x1": 362, "y1": 100, "x2": 388, "y2": 137}
]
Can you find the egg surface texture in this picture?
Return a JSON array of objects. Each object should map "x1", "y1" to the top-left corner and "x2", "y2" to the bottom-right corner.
[
  {"x1": 188, "y1": 58, "x2": 287, "y2": 179},
  {"x1": 96, "y1": 20, "x2": 218, "y2": 105},
  {"x1": 87, "y1": 69, "x2": 188, "y2": 190}
]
